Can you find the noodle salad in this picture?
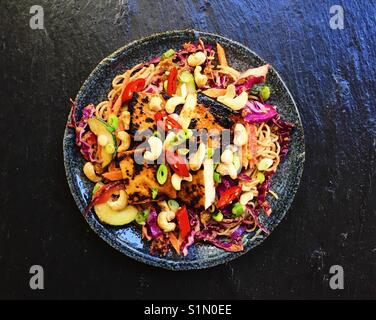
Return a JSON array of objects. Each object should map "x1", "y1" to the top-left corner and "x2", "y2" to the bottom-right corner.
[{"x1": 68, "y1": 39, "x2": 293, "y2": 256}]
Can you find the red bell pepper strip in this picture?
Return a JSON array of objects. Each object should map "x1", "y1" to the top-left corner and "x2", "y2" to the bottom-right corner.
[
  {"x1": 217, "y1": 185, "x2": 242, "y2": 208},
  {"x1": 167, "y1": 67, "x2": 177, "y2": 96},
  {"x1": 154, "y1": 111, "x2": 182, "y2": 131},
  {"x1": 85, "y1": 181, "x2": 124, "y2": 215},
  {"x1": 121, "y1": 78, "x2": 146, "y2": 103},
  {"x1": 164, "y1": 116, "x2": 182, "y2": 130},
  {"x1": 165, "y1": 150, "x2": 190, "y2": 177},
  {"x1": 176, "y1": 205, "x2": 190, "y2": 239},
  {"x1": 154, "y1": 110, "x2": 168, "y2": 122}
]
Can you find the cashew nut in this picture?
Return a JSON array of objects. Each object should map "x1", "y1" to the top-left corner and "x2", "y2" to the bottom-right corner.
[
  {"x1": 216, "y1": 162, "x2": 238, "y2": 180},
  {"x1": 157, "y1": 201, "x2": 170, "y2": 212},
  {"x1": 119, "y1": 110, "x2": 131, "y2": 130},
  {"x1": 107, "y1": 190, "x2": 128, "y2": 211},
  {"x1": 171, "y1": 173, "x2": 193, "y2": 191},
  {"x1": 217, "y1": 84, "x2": 248, "y2": 110},
  {"x1": 187, "y1": 51, "x2": 206, "y2": 66},
  {"x1": 179, "y1": 93, "x2": 197, "y2": 129},
  {"x1": 194, "y1": 66, "x2": 208, "y2": 88},
  {"x1": 178, "y1": 83, "x2": 188, "y2": 99},
  {"x1": 189, "y1": 143, "x2": 206, "y2": 171},
  {"x1": 144, "y1": 136, "x2": 163, "y2": 161},
  {"x1": 149, "y1": 96, "x2": 163, "y2": 112},
  {"x1": 157, "y1": 210, "x2": 176, "y2": 232},
  {"x1": 165, "y1": 96, "x2": 185, "y2": 114},
  {"x1": 240, "y1": 191, "x2": 254, "y2": 205},
  {"x1": 220, "y1": 149, "x2": 234, "y2": 164},
  {"x1": 233, "y1": 123, "x2": 248, "y2": 146},
  {"x1": 117, "y1": 131, "x2": 131, "y2": 152},
  {"x1": 83, "y1": 162, "x2": 102, "y2": 182}
]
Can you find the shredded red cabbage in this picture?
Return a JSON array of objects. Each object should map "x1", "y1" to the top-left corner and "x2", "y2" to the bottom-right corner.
[
  {"x1": 243, "y1": 102, "x2": 278, "y2": 123},
  {"x1": 245, "y1": 205, "x2": 270, "y2": 234},
  {"x1": 272, "y1": 116, "x2": 294, "y2": 160},
  {"x1": 180, "y1": 209, "x2": 200, "y2": 256},
  {"x1": 75, "y1": 104, "x2": 97, "y2": 162},
  {"x1": 196, "y1": 224, "x2": 220, "y2": 242},
  {"x1": 195, "y1": 220, "x2": 244, "y2": 252},
  {"x1": 230, "y1": 224, "x2": 247, "y2": 240},
  {"x1": 256, "y1": 173, "x2": 273, "y2": 216},
  {"x1": 238, "y1": 171, "x2": 252, "y2": 182},
  {"x1": 208, "y1": 237, "x2": 243, "y2": 252},
  {"x1": 216, "y1": 176, "x2": 236, "y2": 196},
  {"x1": 145, "y1": 208, "x2": 163, "y2": 239}
]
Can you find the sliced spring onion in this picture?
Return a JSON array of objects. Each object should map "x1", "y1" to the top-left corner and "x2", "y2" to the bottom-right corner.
[
  {"x1": 135, "y1": 208, "x2": 150, "y2": 225},
  {"x1": 256, "y1": 172, "x2": 265, "y2": 183},
  {"x1": 212, "y1": 211, "x2": 223, "y2": 222},
  {"x1": 213, "y1": 172, "x2": 221, "y2": 183},
  {"x1": 107, "y1": 114, "x2": 119, "y2": 130},
  {"x1": 260, "y1": 86, "x2": 270, "y2": 101},
  {"x1": 173, "y1": 131, "x2": 187, "y2": 145},
  {"x1": 207, "y1": 147, "x2": 214, "y2": 159},
  {"x1": 232, "y1": 202, "x2": 244, "y2": 217},
  {"x1": 161, "y1": 48, "x2": 175, "y2": 60},
  {"x1": 92, "y1": 182, "x2": 103, "y2": 194},
  {"x1": 153, "y1": 130, "x2": 162, "y2": 139},
  {"x1": 171, "y1": 128, "x2": 192, "y2": 146},
  {"x1": 151, "y1": 187, "x2": 158, "y2": 199},
  {"x1": 157, "y1": 164, "x2": 168, "y2": 185},
  {"x1": 183, "y1": 128, "x2": 193, "y2": 139},
  {"x1": 178, "y1": 71, "x2": 196, "y2": 94},
  {"x1": 168, "y1": 199, "x2": 180, "y2": 212}
]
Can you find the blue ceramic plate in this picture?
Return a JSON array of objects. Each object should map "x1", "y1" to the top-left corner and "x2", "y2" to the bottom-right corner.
[{"x1": 63, "y1": 30, "x2": 305, "y2": 270}]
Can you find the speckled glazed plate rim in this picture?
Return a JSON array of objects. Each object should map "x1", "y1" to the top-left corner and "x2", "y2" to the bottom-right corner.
[{"x1": 63, "y1": 29, "x2": 305, "y2": 270}]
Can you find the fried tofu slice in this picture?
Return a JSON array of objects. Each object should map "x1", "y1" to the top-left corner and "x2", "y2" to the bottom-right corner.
[
  {"x1": 120, "y1": 153, "x2": 176, "y2": 204},
  {"x1": 129, "y1": 93, "x2": 162, "y2": 135},
  {"x1": 178, "y1": 169, "x2": 206, "y2": 209},
  {"x1": 189, "y1": 103, "x2": 225, "y2": 149}
]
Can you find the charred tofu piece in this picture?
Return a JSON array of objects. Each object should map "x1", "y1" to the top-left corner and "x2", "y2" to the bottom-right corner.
[
  {"x1": 197, "y1": 92, "x2": 240, "y2": 128},
  {"x1": 119, "y1": 154, "x2": 176, "y2": 204},
  {"x1": 178, "y1": 169, "x2": 206, "y2": 209},
  {"x1": 128, "y1": 93, "x2": 162, "y2": 135},
  {"x1": 189, "y1": 103, "x2": 224, "y2": 149},
  {"x1": 193, "y1": 103, "x2": 224, "y2": 131}
]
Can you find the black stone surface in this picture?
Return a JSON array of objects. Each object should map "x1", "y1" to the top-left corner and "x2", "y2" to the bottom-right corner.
[{"x1": 0, "y1": 0, "x2": 375, "y2": 299}]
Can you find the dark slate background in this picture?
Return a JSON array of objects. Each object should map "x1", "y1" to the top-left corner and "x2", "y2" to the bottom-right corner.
[{"x1": 0, "y1": 0, "x2": 375, "y2": 299}]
